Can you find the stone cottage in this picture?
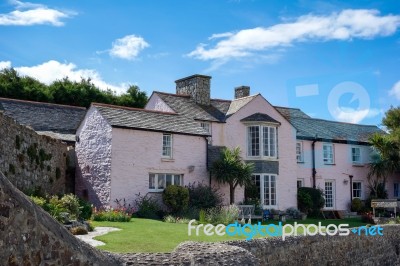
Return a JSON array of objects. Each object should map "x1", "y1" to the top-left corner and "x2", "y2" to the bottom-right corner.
[{"x1": 75, "y1": 74, "x2": 399, "y2": 211}]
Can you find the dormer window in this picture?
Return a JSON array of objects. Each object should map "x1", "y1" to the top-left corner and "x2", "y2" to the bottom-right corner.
[{"x1": 247, "y1": 125, "x2": 277, "y2": 158}]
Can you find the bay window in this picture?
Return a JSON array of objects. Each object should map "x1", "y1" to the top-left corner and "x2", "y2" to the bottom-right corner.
[{"x1": 247, "y1": 125, "x2": 277, "y2": 158}]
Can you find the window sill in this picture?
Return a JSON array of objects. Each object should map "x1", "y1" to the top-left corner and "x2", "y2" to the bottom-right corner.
[
  {"x1": 297, "y1": 161, "x2": 305, "y2": 164},
  {"x1": 161, "y1": 158, "x2": 175, "y2": 162},
  {"x1": 148, "y1": 189, "x2": 163, "y2": 193},
  {"x1": 246, "y1": 157, "x2": 279, "y2": 161},
  {"x1": 352, "y1": 163, "x2": 364, "y2": 167},
  {"x1": 323, "y1": 163, "x2": 335, "y2": 165}
]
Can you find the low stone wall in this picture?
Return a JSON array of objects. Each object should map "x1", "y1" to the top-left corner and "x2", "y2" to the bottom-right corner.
[
  {"x1": 0, "y1": 112, "x2": 68, "y2": 195},
  {"x1": 0, "y1": 171, "x2": 121, "y2": 265},
  {"x1": 122, "y1": 225, "x2": 400, "y2": 265}
]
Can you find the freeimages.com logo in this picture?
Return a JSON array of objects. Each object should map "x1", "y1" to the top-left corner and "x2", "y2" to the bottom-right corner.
[{"x1": 188, "y1": 220, "x2": 384, "y2": 241}]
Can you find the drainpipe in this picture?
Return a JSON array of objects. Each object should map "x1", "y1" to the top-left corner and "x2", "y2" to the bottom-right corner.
[
  {"x1": 205, "y1": 137, "x2": 212, "y2": 186},
  {"x1": 311, "y1": 136, "x2": 318, "y2": 189},
  {"x1": 349, "y1": 175, "x2": 354, "y2": 204}
]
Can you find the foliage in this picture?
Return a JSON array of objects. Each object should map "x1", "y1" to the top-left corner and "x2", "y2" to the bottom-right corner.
[
  {"x1": 211, "y1": 147, "x2": 254, "y2": 204},
  {"x1": 361, "y1": 212, "x2": 375, "y2": 224},
  {"x1": 30, "y1": 196, "x2": 47, "y2": 208},
  {"x1": 199, "y1": 209, "x2": 206, "y2": 223},
  {"x1": 187, "y1": 182, "x2": 223, "y2": 210},
  {"x1": 205, "y1": 205, "x2": 240, "y2": 225},
  {"x1": 297, "y1": 187, "x2": 325, "y2": 217},
  {"x1": 162, "y1": 185, "x2": 189, "y2": 214},
  {"x1": 163, "y1": 215, "x2": 191, "y2": 224},
  {"x1": 78, "y1": 198, "x2": 93, "y2": 220},
  {"x1": 368, "y1": 106, "x2": 400, "y2": 194},
  {"x1": 286, "y1": 207, "x2": 301, "y2": 219},
  {"x1": 351, "y1": 198, "x2": 363, "y2": 213},
  {"x1": 134, "y1": 193, "x2": 163, "y2": 219},
  {"x1": 114, "y1": 198, "x2": 135, "y2": 215},
  {"x1": 59, "y1": 194, "x2": 81, "y2": 219},
  {"x1": 0, "y1": 68, "x2": 148, "y2": 108},
  {"x1": 47, "y1": 195, "x2": 68, "y2": 222},
  {"x1": 92, "y1": 208, "x2": 132, "y2": 222}
]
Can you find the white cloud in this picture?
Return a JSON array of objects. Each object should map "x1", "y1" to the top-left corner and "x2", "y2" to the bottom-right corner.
[
  {"x1": 389, "y1": 81, "x2": 400, "y2": 100},
  {"x1": 331, "y1": 107, "x2": 382, "y2": 124},
  {"x1": 8, "y1": 60, "x2": 129, "y2": 94},
  {"x1": 0, "y1": 61, "x2": 11, "y2": 69},
  {"x1": 0, "y1": 0, "x2": 74, "y2": 26},
  {"x1": 189, "y1": 9, "x2": 400, "y2": 61},
  {"x1": 109, "y1": 35, "x2": 149, "y2": 60}
]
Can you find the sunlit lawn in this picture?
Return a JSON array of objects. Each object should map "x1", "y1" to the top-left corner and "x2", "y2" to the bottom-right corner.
[{"x1": 92, "y1": 217, "x2": 367, "y2": 253}]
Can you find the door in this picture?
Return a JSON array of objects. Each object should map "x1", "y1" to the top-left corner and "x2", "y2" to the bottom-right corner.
[{"x1": 324, "y1": 180, "x2": 335, "y2": 209}]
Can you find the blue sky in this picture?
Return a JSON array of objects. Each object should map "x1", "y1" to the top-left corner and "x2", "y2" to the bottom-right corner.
[{"x1": 1, "y1": 0, "x2": 399, "y2": 126}]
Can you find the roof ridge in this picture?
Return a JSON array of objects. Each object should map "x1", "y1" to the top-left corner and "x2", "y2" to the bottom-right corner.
[
  {"x1": 295, "y1": 116, "x2": 379, "y2": 127},
  {"x1": 274, "y1": 105, "x2": 302, "y2": 110},
  {"x1": 211, "y1": 98, "x2": 231, "y2": 102},
  {"x1": 0, "y1": 97, "x2": 86, "y2": 110},
  {"x1": 153, "y1": 91, "x2": 191, "y2": 98},
  {"x1": 231, "y1": 93, "x2": 259, "y2": 101},
  {"x1": 92, "y1": 102, "x2": 178, "y2": 115}
]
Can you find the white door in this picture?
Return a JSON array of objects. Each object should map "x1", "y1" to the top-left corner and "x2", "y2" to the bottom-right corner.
[{"x1": 324, "y1": 180, "x2": 335, "y2": 209}]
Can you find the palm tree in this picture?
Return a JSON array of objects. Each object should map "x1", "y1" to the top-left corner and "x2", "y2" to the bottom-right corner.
[{"x1": 211, "y1": 147, "x2": 254, "y2": 204}]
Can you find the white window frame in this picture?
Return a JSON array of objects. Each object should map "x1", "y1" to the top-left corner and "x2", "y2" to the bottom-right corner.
[
  {"x1": 323, "y1": 143, "x2": 334, "y2": 164},
  {"x1": 351, "y1": 146, "x2": 361, "y2": 164},
  {"x1": 246, "y1": 125, "x2": 278, "y2": 159},
  {"x1": 297, "y1": 179, "x2": 304, "y2": 188},
  {"x1": 200, "y1": 122, "x2": 211, "y2": 134},
  {"x1": 162, "y1": 134, "x2": 173, "y2": 158},
  {"x1": 296, "y1": 141, "x2": 304, "y2": 163},
  {"x1": 149, "y1": 173, "x2": 183, "y2": 192},
  {"x1": 250, "y1": 173, "x2": 278, "y2": 208},
  {"x1": 394, "y1": 183, "x2": 400, "y2": 198},
  {"x1": 352, "y1": 181, "x2": 362, "y2": 199}
]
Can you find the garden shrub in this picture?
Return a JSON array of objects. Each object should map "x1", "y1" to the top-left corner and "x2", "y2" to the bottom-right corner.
[
  {"x1": 351, "y1": 198, "x2": 363, "y2": 213},
  {"x1": 297, "y1": 187, "x2": 325, "y2": 217},
  {"x1": 92, "y1": 208, "x2": 131, "y2": 222},
  {"x1": 162, "y1": 185, "x2": 189, "y2": 214},
  {"x1": 60, "y1": 194, "x2": 81, "y2": 219},
  {"x1": 78, "y1": 198, "x2": 93, "y2": 220},
  {"x1": 187, "y1": 182, "x2": 223, "y2": 210},
  {"x1": 70, "y1": 226, "x2": 88, "y2": 235},
  {"x1": 163, "y1": 215, "x2": 191, "y2": 224},
  {"x1": 199, "y1": 209, "x2": 206, "y2": 223},
  {"x1": 205, "y1": 205, "x2": 240, "y2": 225},
  {"x1": 134, "y1": 193, "x2": 163, "y2": 219}
]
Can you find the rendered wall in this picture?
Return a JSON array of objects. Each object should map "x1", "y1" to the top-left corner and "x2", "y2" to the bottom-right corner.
[
  {"x1": 109, "y1": 128, "x2": 209, "y2": 207},
  {"x1": 75, "y1": 107, "x2": 113, "y2": 207}
]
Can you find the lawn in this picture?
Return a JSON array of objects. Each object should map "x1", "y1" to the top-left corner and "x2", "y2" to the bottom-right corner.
[{"x1": 91, "y1": 217, "x2": 367, "y2": 253}]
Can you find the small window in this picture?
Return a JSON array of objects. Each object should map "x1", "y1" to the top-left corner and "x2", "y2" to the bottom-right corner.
[
  {"x1": 352, "y1": 181, "x2": 362, "y2": 198},
  {"x1": 394, "y1": 183, "x2": 400, "y2": 198},
  {"x1": 200, "y1": 122, "x2": 211, "y2": 134},
  {"x1": 162, "y1": 134, "x2": 172, "y2": 158},
  {"x1": 296, "y1": 142, "x2": 303, "y2": 162},
  {"x1": 323, "y1": 144, "x2": 334, "y2": 164},
  {"x1": 352, "y1": 147, "x2": 361, "y2": 164},
  {"x1": 149, "y1": 173, "x2": 183, "y2": 192},
  {"x1": 297, "y1": 179, "x2": 304, "y2": 188}
]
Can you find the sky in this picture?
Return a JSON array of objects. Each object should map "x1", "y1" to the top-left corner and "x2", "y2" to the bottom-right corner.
[{"x1": 0, "y1": 0, "x2": 399, "y2": 126}]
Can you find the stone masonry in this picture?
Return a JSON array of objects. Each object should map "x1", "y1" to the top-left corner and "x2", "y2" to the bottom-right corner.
[
  {"x1": 0, "y1": 112, "x2": 68, "y2": 195},
  {"x1": 175, "y1": 74, "x2": 211, "y2": 105},
  {"x1": 234, "y1": 86, "x2": 250, "y2": 99}
]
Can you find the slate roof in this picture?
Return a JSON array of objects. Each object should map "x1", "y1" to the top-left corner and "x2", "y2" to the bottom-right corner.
[
  {"x1": 0, "y1": 98, "x2": 86, "y2": 142},
  {"x1": 226, "y1": 95, "x2": 258, "y2": 117},
  {"x1": 241, "y1": 112, "x2": 280, "y2": 124},
  {"x1": 274, "y1": 106, "x2": 311, "y2": 119},
  {"x1": 154, "y1": 92, "x2": 230, "y2": 122},
  {"x1": 93, "y1": 103, "x2": 210, "y2": 136}
]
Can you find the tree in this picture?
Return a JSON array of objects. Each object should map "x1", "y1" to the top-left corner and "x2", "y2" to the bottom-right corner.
[
  {"x1": 368, "y1": 106, "x2": 400, "y2": 196},
  {"x1": 211, "y1": 147, "x2": 254, "y2": 204}
]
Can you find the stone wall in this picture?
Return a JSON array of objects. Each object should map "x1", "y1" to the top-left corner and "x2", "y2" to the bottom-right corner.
[
  {"x1": 0, "y1": 171, "x2": 121, "y2": 265},
  {"x1": 175, "y1": 74, "x2": 211, "y2": 106},
  {"x1": 0, "y1": 112, "x2": 68, "y2": 195}
]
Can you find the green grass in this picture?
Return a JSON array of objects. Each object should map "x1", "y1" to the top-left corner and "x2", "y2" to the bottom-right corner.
[{"x1": 92, "y1": 217, "x2": 368, "y2": 253}]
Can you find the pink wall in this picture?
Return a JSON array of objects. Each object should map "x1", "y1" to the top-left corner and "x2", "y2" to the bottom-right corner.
[
  {"x1": 145, "y1": 94, "x2": 174, "y2": 113},
  {"x1": 211, "y1": 95, "x2": 298, "y2": 210},
  {"x1": 109, "y1": 128, "x2": 209, "y2": 207}
]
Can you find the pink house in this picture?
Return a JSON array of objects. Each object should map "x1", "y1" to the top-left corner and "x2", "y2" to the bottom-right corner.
[{"x1": 76, "y1": 74, "x2": 398, "y2": 211}]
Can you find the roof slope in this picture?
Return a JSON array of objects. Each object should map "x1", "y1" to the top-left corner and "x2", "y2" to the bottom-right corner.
[
  {"x1": 0, "y1": 98, "x2": 86, "y2": 141},
  {"x1": 154, "y1": 92, "x2": 230, "y2": 122},
  {"x1": 93, "y1": 103, "x2": 210, "y2": 136},
  {"x1": 274, "y1": 106, "x2": 311, "y2": 119},
  {"x1": 241, "y1": 113, "x2": 280, "y2": 124}
]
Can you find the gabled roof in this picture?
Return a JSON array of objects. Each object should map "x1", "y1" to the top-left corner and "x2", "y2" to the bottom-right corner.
[
  {"x1": 93, "y1": 103, "x2": 210, "y2": 136},
  {"x1": 226, "y1": 94, "x2": 258, "y2": 117},
  {"x1": 154, "y1": 92, "x2": 230, "y2": 122},
  {"x1": 274, "y1": 106, "x2": 311, "y2": 119},
  {"x1": 0, "y1": 97, "x2": 86, "y2": 142},
  {"x1": 240, "y1": 112, "x2": 280, "y2": 124}
]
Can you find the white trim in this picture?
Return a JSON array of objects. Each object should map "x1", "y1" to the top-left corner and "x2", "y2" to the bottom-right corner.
[
  {"x1": 162, "y1": 133, "x2": 173, "y2": 159},
  {"x1": 296, "y1": 141, "x2": 304, "y2": 163},
  {"x1": 251, "y1": 173, "x2": 278, "y2": 209},
  {"x1": 148, "y1": 173, "x2": 183, "y2": 192},
  {"x1": 324, "y1": 180, "x2": 335, "y2": 210},
  {"x1": 351, "y1": 146, "x2": 362, "y2": 165},
  {"x1": 246, "y1": 125, "x2": 278, "y2": 159},
  {"x1": 352, "y1": 181, "x2": 363, "y2": 199},
  {"x1": 323, "y1": 143, "x2": 335, "y2": 164}
]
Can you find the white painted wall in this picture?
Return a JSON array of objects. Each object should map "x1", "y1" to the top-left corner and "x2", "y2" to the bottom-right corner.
[
  {"x1": 145, "y1": 94, "x2": 175, "y2": 113},
  {"x1": 75, "y1": 107, "x2": 112, "y2": 207}
]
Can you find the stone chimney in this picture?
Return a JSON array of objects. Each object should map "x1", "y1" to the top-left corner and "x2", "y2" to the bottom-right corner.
[
  {"x1": 175, "y1": 74, "x2": 211, "y2": 105},
  {"x1": 234, "y1": 86, "x2": 250, "y2": 99}
]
